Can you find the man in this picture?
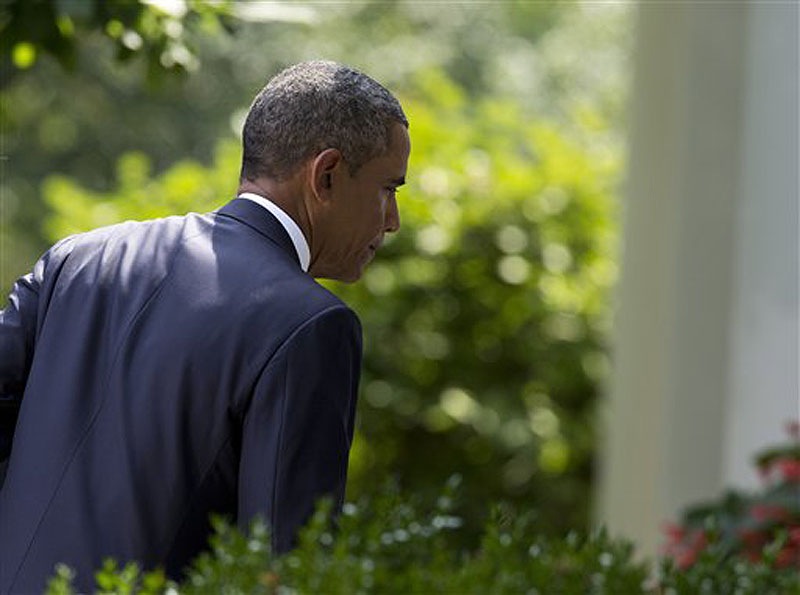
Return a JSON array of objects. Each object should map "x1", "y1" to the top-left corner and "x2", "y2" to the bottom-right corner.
[{"x1": 0, "y1": 60, "x2": 409, "y2": 593}]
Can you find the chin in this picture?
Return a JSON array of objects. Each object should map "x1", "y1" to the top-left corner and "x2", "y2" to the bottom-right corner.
[
  {"x1": 340, "y1": 269, "x2": 364, "y2": 284},
  {"x1": 343, "y1": 261, "x2": 371, "y2": 283},
  {"x1": 312, "y1": 255, "x2": 369, "y2": 283}
]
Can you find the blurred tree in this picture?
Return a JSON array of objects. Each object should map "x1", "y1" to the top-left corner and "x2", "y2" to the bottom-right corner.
[
  {"x1": 0, "y1": 0, "x2": 236, "y2": 284},
  {"x1": 1, "y1": 1, "x2": 628, "y2": 284},
  {"x1": 0, "y1": 0, "x2": 233, "y2": 87}
]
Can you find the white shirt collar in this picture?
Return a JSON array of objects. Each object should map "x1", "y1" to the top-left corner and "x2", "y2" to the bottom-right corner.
[{"x1": 237, "y1": 192, "x2": 311, "y2": 272}]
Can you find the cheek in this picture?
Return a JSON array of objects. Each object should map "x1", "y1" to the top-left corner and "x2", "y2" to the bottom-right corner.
[{"x1": 356, "y1": 204, "x2": 384, "y2": 235}]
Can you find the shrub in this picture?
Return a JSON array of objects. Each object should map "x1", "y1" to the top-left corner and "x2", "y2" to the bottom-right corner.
[
  {"x1": 47, "y1": 475, "x2": 798, "y2": 595},
  {"x1": 660, "y1": 422, "x2": 800, "y2": 592}
]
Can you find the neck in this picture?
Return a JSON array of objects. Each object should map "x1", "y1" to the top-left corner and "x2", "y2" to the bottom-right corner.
[{"x1": 238, "y1": 177, "x2": 313, "y2": 247}]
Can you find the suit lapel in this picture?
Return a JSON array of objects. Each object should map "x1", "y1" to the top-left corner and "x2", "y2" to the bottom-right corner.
[{"x1": 216, "y1": 198, "x2": 300, "y2": 268}]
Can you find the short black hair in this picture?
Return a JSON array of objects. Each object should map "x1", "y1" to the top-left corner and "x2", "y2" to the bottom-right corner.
[{"x1": 240, "y1": 60, "x2": 408, "y2": 181}]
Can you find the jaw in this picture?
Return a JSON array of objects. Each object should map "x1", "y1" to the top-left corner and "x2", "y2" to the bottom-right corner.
[
  {"x1": 310, "y1": 266, "x2": 362, "y2": 284},
  {"x1": 308, "y1": 236, "x2": 376, "y2": 282},
  {"x1": 308, "y1": 254, "x2": 361, "y2": 283}
]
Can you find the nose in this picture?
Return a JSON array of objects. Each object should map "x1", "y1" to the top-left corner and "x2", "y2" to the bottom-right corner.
[{"x1": 385, "y1": 194, "x2": 401, "y2": 233}]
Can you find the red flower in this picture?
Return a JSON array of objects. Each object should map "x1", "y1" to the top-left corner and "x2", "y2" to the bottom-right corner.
[
  {"x1": 776, "y1": 459, "x2": 800, "y2": 483},
  {"x1": 788, "y1": 527, "x2": 800, "y2": 545},
  {"x1": 742, "y1": 549, "x2": 762, "y2": 563},
  {"x1": 663, "y1": 528, "x2": 708, "y2": 570},
  {"x1": 775, "y1": 544, "x2": 800, "y2": 569},
  {"x1": 662, "y1": 522, "x2": 686, "y2": 543},
  {"x1": 750, "y1": 504, "x2": 790, "y2": 523},
  {"x1": 737, "y1": 528, "x2": 769, "y2": 549},
  {"x1": 674, "y1": 548, "x2": 699, "y2": 570},
  {"x1": 662, "y1": 424, "x2": 800, "y2": 572}
]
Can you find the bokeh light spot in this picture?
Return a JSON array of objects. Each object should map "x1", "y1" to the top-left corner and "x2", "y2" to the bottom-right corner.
[
  {"x1": 12, "y1": 43, "x2": 37, "y2": 69},
  {"x1": 497, "y1": 255, "x2": 531, "y2": 285}
]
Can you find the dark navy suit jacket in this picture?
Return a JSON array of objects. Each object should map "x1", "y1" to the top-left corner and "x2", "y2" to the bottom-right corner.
[{"x1": 0, "y1": 198, "x2": 362, "y2": 593}]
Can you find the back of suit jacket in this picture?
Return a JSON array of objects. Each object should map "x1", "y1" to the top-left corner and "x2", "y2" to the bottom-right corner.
[{"x1": 0, "y1": 199, "x2": 361, "y2": 593}]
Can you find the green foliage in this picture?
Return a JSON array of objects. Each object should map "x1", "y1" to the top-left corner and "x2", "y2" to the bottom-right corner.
[
  {"x1": 1, "y1": 1, "x2": 630, "y2": 286},
  {"x1": 47, "y1": 559, "x2": 168, "y2": 595},
  {"x1": 41, "y1": 68, "x2": 620, "y2": 538},
  {"x1": 0, "y1": 0, "x2": 232, "y2": 81},
  {"x1": 1, "y1": 0, "x2": 238, "y2": 283},
  {"x1": 658, "y1": 535, "x2": 800, "y2": 595},
  {"x1": 41, "y1": 142, "x2": 241, "y2": 240},
  {"x1": 45, "y1": 481, "x2": 799, "y2": 595}
]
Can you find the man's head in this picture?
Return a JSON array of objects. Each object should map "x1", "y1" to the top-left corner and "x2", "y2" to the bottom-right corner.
[
  {"x1": 241, "y1": 60, "x2": 408, "y2": 182},
  {"x1": 239, "y1": 61, "x2": 410, "y2": 283}
]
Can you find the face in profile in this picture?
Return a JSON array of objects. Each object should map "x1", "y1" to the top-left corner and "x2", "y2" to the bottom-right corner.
[{"x1": 311, "y1": 123, "x2": 410, "y2": 283}]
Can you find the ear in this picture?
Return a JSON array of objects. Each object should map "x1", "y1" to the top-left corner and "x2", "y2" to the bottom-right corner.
[{"x1": 310, "y1": 148, "x2": 343, "y2": 203}]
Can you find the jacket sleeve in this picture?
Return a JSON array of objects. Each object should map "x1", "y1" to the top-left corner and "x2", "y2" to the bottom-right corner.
[
  {"x1": 0, "y1": 260, "x2": 44, "y2": 467},
  {"x1": 237, "y1": 304, "x2": 362, "y2": 552}
]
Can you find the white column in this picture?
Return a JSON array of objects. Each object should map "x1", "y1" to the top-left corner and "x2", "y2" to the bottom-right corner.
[
  {"x1": 597, "y1": 1, "x2": 798, "y2": 558},
  {"x1": 723, "y1": 2, "x2": 799, "y2": 489}
]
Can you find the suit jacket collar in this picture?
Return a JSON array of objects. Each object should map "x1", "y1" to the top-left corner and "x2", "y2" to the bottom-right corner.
[{"x1": 216, "y1": 198, "x2": 301, "y2": 269}]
